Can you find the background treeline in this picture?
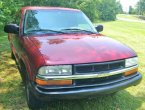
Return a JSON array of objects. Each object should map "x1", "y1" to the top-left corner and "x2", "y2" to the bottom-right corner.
[
  {"x1": 129, "y1": 0, "x2": 145, "y2": 15},
  {"x1": 0, "y1": 0, "x2": 123, "y2": 28}
]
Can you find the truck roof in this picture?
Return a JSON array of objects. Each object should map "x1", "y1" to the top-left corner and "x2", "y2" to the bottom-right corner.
[{"x1": 22, "y1": 6, "x2": 80, "y2": 12}]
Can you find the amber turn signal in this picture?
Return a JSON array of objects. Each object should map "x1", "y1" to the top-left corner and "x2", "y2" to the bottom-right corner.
[
  {"x1": 36, "y1": 78, "x2": 72, "y2": 86},
  {"x1": 124, "y1": 68, "x2": 138, "y2": 76}
]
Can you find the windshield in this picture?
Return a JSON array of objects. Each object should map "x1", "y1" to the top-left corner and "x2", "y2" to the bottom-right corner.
[{"x1": 23, "y1": 9, "x2": 97, "y2": 35}]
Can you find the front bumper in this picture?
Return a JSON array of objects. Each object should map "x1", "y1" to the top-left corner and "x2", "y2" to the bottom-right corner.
[{"x1": 30, "y1": 72, "x2": 142, "y2": 101}]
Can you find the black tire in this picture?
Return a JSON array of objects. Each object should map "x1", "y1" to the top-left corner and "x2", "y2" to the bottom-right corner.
[
  {"x1": 19, "y1": 61, "x2": 45, "y2": 109},
  {"x1": 11, "y1": 51, "x2": 15, "y2": 60},
  {"x1": 17, "y1": 62, "x2": 26, "y2": 85},
  {"x1": 25, "y1": 75, "x2": 44, "y2": 109}
]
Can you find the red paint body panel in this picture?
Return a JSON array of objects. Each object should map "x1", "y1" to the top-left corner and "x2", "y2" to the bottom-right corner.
[
  {"x1": 27, "y1": 34, "x2": 136, "y2": 66},
  {"x1": 21, "y1": 37, "x2": 45, "y2": 69}
]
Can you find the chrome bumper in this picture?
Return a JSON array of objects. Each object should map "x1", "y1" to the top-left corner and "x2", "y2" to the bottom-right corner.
[{"x1": 36, "y1": 65, "x2": 138, "y2": 80}]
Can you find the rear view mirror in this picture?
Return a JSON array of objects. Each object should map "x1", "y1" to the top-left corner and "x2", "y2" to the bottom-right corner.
[
  {"x1": 4, "y1": 24, "x2": 19, "y2": 34},
  {"x1": 95, "y1": 25, "x2": 103, "y2": 32}
]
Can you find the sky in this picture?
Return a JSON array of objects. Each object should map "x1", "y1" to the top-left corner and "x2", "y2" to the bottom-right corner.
[{"x1": 119, "y1": 0, "x2": 139, "y2": 12}]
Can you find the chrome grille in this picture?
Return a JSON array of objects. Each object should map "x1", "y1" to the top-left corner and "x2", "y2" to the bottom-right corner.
[
  {"x1": 73, "y1": 60, "x2": 125, "y2": 85},
  {"x1": 74, "y1": 60, "x2": 125, "y2": 74}
]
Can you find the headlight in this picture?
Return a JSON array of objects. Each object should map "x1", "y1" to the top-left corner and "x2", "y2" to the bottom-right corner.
[
  {"x1": 125, "y1": 57, "x2": 138, "y2": 68},
  {"x1": 38, "y1": 65, "x2": 72, "y2": 76}
]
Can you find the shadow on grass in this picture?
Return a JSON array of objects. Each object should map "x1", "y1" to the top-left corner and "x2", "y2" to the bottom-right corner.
[
  {"x1": 137, "y1": 15, "x2": 145, "y2": 20},
  {"x1": 43, "y1": 91, "x2": 145, "y2": 110},
  {"x1": 0, "y1": 86, "x2": 144, "y2": 110},
  {"x1": 0, "y1": 40, "x2": 144, "y2": 110}
]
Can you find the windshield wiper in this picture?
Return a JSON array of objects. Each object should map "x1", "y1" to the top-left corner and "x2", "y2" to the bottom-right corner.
[
  {"x1": 27, "y1": 29, "x2": 66, "y2": 34},
  {"x1": 61, "y1": 28, "x2": 96, "y2": 34}
]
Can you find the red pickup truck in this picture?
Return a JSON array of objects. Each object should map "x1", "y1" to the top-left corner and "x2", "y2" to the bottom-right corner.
[{"x1": 4, "y1": 6, "x2": 142, "y2": 109}]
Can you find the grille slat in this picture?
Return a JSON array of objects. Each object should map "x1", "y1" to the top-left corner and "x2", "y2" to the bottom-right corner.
[
  {"x1": 74, "y1": 60, "x2": 125, "y2": 74},
  {"x1": 74, "y1": 60, "x2": 125, "y2": 85}
]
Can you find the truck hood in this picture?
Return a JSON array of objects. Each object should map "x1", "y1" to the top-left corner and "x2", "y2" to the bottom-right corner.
[{"x1": 29, "y1": 34, "x2": 136, "y2": 65}]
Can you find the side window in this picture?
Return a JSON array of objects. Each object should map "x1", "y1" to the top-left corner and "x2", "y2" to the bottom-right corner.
[{"x1": 24, "y1": 10, "x2": 39, "y2": 34}]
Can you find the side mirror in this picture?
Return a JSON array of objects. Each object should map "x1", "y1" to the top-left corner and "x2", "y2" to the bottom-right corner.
[
  {"x1": 95, "y1": 25, "x2": 103, "y2": 32},
  {"x1": 4, "y1": 24, "x2": 19, "y2": 34}
]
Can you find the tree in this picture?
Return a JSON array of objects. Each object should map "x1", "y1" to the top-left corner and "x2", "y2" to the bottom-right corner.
[
  {"x1": 136, "y1": 0, "x2": 145, "y2": 15},
  {"x1": 129, "y1": 6, "x2": 136, "y2": 14},
  {"x1": 116, "y1": 1, "x2": 123, "y2": 14},
  {"x1": 0, "y1": 0, "x2": 24, "y2": 28},
  {"x1": 96, "y1": 0, "x2": 121, "y2": 21}
]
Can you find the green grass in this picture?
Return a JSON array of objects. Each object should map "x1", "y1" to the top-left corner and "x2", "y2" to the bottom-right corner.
[
  {"x1": 0, "y1": 20, "x2": 145, "y2": 110},
  {"x1": 117, "y1": 14, "x2": 145, "y2": 21}
]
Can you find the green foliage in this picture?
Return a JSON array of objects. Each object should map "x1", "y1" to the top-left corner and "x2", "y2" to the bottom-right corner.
[
  {"x1": 129, "y1": 6, "x2": 136, "y2": 14},
  {"x1": 96, "y1": 0, "x2": 120, "y2": 21},
  {"x1": 0, "y1": 0, "x2": 123, "y2": 28},
  {"x1": 78, "y1": 0, "x2": 99, "y2": 21},
  {"x1": 0, "y1": 0, "x2": 24, "y2": 29},
  {"x1": 116, "y1": 1, "x2": 123, "y2": 14},
  {"x1": 136, "y1": 0, "x2": 145, "y2": 15}
]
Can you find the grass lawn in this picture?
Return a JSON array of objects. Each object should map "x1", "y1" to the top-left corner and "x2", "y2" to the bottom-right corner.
[
  {"x1": 0, "y1": 20, "x2": 145, "y2": 110},
  {"x1": 117, "y1": 14, "x2": 145, "y2": 21}
]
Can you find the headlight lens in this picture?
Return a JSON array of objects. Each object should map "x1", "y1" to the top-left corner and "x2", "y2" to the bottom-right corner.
[
  {"x1": 38, "y1": 65, "x2": 72, "y2": 76},
  {"x1": 125, "y1": 57, "x2": 138, "y2": 68}
]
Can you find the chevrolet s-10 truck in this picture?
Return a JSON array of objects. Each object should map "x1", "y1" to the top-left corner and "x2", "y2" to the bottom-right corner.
[{"x1": 4, "y1": 6, "x2": 142, "y2": 109}]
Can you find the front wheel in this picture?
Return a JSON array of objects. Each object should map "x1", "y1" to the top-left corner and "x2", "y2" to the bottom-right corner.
[
  {"x1": 11, "y1": 51, "x2": 15, "y2": 60},
  {"x1": 25, "y1": 78, "x2": 44, "y2": 109}
]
